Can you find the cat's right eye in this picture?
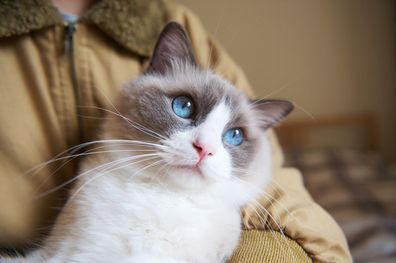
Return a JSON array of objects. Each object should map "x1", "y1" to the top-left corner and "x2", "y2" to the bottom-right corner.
[
  {"x1": 223, "y1": 128, "x2": 244, "y2": 146},
  {"x1": 172, "y1": 96, "x2": 195, "y2": 119}
]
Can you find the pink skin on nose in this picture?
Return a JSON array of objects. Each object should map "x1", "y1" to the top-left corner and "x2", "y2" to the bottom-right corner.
[{"x1": 193, "y1": 140, "x2": 216, "y2": 165}]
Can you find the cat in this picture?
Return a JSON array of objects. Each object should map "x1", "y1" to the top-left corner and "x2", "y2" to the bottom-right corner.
[{"x1": 1, "y1": 22, "x2": 293, "y2": 263}]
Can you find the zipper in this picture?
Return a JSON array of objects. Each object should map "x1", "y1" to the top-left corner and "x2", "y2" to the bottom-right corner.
[{"x1": 65, "y1": 22, "x2": 85, "y2": 142}]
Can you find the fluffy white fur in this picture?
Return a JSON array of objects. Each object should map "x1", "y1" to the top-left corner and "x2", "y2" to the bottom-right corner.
[
  {"x1": 1, "y1": 100, "x2": 272, "y2": 263},
  {"x1": 1, "y1": 23, "x2": 292, "y2": 263}
]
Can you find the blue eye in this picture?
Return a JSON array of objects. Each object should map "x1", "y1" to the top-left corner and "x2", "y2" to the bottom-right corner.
[
  {"x1": 223, "y1": 128, "x2": 244, "y2": 146},
  {"x1": 172, "y1": 96, "x2": 194, "y2": 119}
]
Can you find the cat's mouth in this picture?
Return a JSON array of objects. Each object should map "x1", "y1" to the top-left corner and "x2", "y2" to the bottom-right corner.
[{"x1": 173, "y1": 164, "x2": 204, "y2": 177}]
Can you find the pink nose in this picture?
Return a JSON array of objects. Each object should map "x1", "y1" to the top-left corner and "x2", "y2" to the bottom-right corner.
[{"x1": 193, "y1": 141, "x2": 215, "y2": 160}]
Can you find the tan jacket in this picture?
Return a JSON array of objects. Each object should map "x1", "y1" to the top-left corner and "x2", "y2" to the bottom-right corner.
[{"x1": 0, "y1": 0, "x2": 351, "y2": 262}]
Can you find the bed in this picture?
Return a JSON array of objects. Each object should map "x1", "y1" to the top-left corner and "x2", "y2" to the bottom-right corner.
[{"x1": 275, "y1": 113, "x2": 396, "y2": 263}]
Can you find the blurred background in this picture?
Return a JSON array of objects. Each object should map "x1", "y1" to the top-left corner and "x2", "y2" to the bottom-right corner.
[
  {"x1": 179, "y1": 0, "x2": 396, "y2": 262},
  {"x1": 179, "y1": 0, "x2": 396, "y2": 162}
]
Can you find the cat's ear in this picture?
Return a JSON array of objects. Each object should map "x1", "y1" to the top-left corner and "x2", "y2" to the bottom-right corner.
[
  {"x1": 147, "y1": 22, "x2": 197, "y2": 75},
  {"x1": 252, "y1": 99, "x2": 294, "y2": 129}
]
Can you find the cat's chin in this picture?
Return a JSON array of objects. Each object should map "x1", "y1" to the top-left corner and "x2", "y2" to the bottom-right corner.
[
  {"x1": 173, "y1": 164, "x2": 205, "y2": 178},
  {"x1": 157, "y1": 165, "x2": 216, "y2": 191}
]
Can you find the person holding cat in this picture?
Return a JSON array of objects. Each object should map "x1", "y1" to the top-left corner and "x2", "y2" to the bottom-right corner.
[{"x1": 0, "y1": 0, "x2": 351, "y2": 262}]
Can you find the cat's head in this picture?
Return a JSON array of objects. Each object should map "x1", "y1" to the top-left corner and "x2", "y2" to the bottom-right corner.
[{"x1": 101, "y1": 22, "x2": 293, "y2": 197}]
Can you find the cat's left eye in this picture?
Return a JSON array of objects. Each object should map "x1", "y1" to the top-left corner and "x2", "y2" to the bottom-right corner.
[
  {"x1": 172, "y1": 96, "x2": 195, "y2": 119},
  {"x1": 223, "y1": 128, "x2": 244, "y2": 146}
]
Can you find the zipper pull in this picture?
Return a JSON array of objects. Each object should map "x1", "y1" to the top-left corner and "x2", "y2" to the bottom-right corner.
[{"x1": 65, "y1": 22, "x2": 76, "y2": 52}]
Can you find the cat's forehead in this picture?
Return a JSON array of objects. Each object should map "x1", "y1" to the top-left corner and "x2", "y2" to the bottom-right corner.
[
  {"x1": 135, "y1": 65, "x2": 250, "y2": 113},
  {"x1": 117, "y1": 65, "x2": 258, "y2": 141}
]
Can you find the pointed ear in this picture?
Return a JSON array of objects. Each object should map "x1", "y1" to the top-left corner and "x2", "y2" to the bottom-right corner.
[
  {"x1": 147, "y1": 22, "x2": 197, "y2": 75},
  {"x1": 252, "y1": 99, "x2": 294, "y2": 129}
]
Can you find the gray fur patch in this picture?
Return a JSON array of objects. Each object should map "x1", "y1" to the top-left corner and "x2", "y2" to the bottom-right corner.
[
  {"x1": 105, "y1": 62, "x2": 265, "y2": 175},
  {"x1": 101, "y1": 22, "x2": 292, "y2": 179}
]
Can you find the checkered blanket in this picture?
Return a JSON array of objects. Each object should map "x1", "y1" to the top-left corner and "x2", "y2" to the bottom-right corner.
[{"x1": 285, "y1": 149, "x2": 396, "y2": 263}]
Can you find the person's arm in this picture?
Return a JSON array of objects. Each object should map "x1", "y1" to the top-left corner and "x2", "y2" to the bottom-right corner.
[{"x1": 164, "y1": 1, "x2": 352, "y2": 262}]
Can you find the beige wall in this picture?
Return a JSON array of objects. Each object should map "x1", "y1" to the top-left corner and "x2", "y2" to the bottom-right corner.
[{"x1": 178, "y1": 0, "x2": 396, "y2": 161}]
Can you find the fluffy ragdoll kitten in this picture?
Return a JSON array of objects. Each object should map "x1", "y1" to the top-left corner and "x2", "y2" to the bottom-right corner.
[{"x1": 2, "y1": 22, "x2": 293, "y2": 263}]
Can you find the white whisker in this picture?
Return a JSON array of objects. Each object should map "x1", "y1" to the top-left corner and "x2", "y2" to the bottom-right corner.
[
  {"x1": 80, "y1": 105, "x2": 166, "y2": 140},
  {"x1": 24, "y1": 139, "x2": 166, "y2": 182},
  {"x1": 82, "y1": 87, "x2": 167, "y2": 141},
  {"x1": 231, "y1": 167, "x2": 324, "y2": 241},
  {"x1": 65, "y1": 156, "x2": 162, "y2": 207},
  {"x1": 34, "y1": 154, "x2": 160, "y2": 200},
  {"x1": 34, "y1": 147, "x2": 158, "y2": 191}
]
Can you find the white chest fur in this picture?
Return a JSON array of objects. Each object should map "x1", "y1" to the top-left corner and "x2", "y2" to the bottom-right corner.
[{"x1": 42, "y1": 175, "x2": 243, "y2": 263}]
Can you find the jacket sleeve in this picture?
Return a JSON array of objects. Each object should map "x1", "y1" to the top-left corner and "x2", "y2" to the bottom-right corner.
[{"x1": 164, "y1": 2, "x2": 352, "y2": 262}]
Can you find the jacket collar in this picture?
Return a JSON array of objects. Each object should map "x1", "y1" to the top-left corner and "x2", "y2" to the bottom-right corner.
[{"x1": 0, "y1": 0, "x2": 167, "y2": 57}]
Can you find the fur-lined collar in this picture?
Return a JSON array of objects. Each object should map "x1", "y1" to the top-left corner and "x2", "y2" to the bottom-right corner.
[{"x1": 0, "y1": 0, "x2": 167, "y2": 56}]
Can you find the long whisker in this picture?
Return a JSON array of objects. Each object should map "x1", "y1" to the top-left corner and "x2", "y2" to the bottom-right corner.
[
  {"x1": 80, "y1": 105, "x2": 166, "y2": 140},
  {"x1": 232, "y1": 169, "x2": 290, "y2": 218},
  {"x1": 206, "y1": 0, "x2": 226, "y2": 70},
  {"x1": 39, "y1": 148, "x2": 158, "y2": 167},
  {"x1": 34, "y1": 148, "x2": 158, "y2": 191},
  {"x1": 231, "y1": 168, "x2": 284, "y2": 223},
  {"x1": 84, "y1": 87, "x2": 167, "y2": 141},
  {"x1": 131, "y1": 159, "x2": 164, "y2": 178},
  {"x1": 226, "y1": 173, "x2": 297, "y2": 260},
  {"x1": 249, "y1": 198, "x2": 298, "y2": 261},
  {"x1": 148, "y1": 163, "x2": 172, "y2": 187},
  {"x1": 77, "y1": 114, "x2": 112, "y2": 121},
  {"x1": 243, "y1": 203, "x2": 292, "y2": 255},
  {"x1": 229, "y1": 175, "x2": 284, "y2": 229},
  {"x1": 261, "y1": 80, "x2": 296, "y2": 99},
  {"x1": 219, "y1": 167, "x2": 297, "y2": 259},
  {"x1": 292, "y1": 102, "x2": 316, "y2": 120},
  {"x1": 231, "y1": 167, "x2": 326, "y2": 238},
  {"x1": 66, "y1": 156, "x2": 162, "y2": 207},
  {"x1": 226, "y1": 173, "x2": 284, "y2": 225},
  {"x1": 34, "y1": 154, "x2": 160, "y2": 200},
  {"x1": 25, "y1": 139, "x2": 166, "y2": 179},
  {"x1": 245, "y1": 203, "x2": 272, "y2": 230}
]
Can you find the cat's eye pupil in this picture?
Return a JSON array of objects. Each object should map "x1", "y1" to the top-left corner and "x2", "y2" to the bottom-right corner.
[
  {"x1": 223, "y1": 128, "x2": 244, "y2": 146},
  {"x1": 172, "y1": 96, "x2": 194, "y2": 119}
]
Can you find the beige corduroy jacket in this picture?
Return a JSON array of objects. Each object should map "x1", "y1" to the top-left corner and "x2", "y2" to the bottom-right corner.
[{"x1": 0, "y1": 0, "x2": 351, "y2": 262}]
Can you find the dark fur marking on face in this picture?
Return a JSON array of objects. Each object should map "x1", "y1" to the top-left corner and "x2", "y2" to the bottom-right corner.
[
  {"x1": 222, "y1": 94, "x2": 258, "y2": 171},
  {"x1": 119, "y1": 75, "x2": 263, "y2": 174},
  {"x1": 104, "y1": 22, "x2": 293, "y2": 181}
]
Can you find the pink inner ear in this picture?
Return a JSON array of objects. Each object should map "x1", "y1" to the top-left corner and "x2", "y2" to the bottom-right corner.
[{"x1": 148, "y1": 22, "x2": 197, "y2": 75}]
